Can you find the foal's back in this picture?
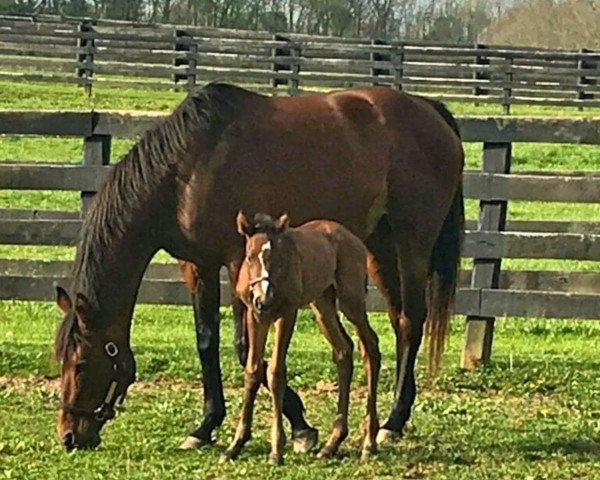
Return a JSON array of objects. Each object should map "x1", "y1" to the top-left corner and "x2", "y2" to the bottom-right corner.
[{"x1": 289, "y1": 220, "x2": 368, "y2": 306}]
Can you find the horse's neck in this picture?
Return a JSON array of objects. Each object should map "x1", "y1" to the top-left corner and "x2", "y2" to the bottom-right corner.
[{"x1": 73, "y1": 215, "x2": 160, "y2": 335}]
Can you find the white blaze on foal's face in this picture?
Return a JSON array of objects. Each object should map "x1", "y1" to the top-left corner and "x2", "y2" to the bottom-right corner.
[{"x1": 258, "y1": 240, "x2": 271, "y2": 298}]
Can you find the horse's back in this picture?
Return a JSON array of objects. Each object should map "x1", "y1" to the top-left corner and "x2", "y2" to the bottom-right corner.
[{"x1": 174, "y1": 84, "x2": 462, "y2": 264}]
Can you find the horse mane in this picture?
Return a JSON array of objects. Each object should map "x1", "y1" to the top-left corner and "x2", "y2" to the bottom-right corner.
[{"x1": 54, "y1": 82, "x2": 240, "y2": 361}]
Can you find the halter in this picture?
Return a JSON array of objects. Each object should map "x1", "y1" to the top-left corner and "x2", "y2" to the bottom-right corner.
[
  {"x1": 248, "y1": 276, "x2": 270, "y2": 288},
  {"x1": 59, "y1": 341, "x2": 131, "y2": 423}
]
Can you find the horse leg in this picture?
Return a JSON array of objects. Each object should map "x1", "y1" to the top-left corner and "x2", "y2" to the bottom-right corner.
[
  {"x1": 310, "y1": 288, "x2": 354, "y2": 459},
  {"x1": 266, "y1": 309, "x2": 298, "y2": 465},
  {"x1": 179, "y1": 262, "x2": 226, "y2": 449},
  {"x1": 221, "y1": 309, "x2": 270, "y2": 462},
  {"x1": 377, "y1": 243, "x2": 430, "y2": 446},
  {"x1": 364, "y1": 222, "x2": 408, "y2": 444},
  {"x1": 227, "y1": 263, "x2": 318, "y2": 453},
  {"x1": 338, "y1": 294, "x2": 381, "y2": 460}
]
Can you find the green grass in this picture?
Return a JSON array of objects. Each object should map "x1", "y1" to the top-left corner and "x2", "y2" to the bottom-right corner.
[
  {"x1": 1, "y1": 303, "x2": 599, "y2": 479},
  {"x1": 0, "y1": 80, "x2": 599, "y2": 478},
  {"x1": 2, "y1": 79, "x2": 600, "y2": 117}
]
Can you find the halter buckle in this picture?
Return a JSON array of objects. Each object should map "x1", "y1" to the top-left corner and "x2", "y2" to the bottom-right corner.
[{"x1": 105, "y1": 342, "x2": 119, "y2": 357}]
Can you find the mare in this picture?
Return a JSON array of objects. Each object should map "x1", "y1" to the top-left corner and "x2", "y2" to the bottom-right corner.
[
  {"x1": 53, "y1": 83, "x2": 464, "y2": 451},
  {"x1": 221, "y1": 212, "x2": 380, "y2": 465}
]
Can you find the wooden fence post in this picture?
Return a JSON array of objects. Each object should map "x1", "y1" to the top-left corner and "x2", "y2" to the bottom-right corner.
[
  {"x1": 289, "y1": 40, "x2": 302, "y2": 95},
  {"x1": 392, "y1": 42, "x2": 404, "y2": 90},
  {"x1": 461, "y1": 142, "x2": 512, "y2": 369},
  {"x1": 81, "y1": 134, "x2": 111, "y2": 214},
  {"x1": 473, "y1": 43, "x2": 489, "y2": 103},
  {"x1": 371, "y1": 38, "x2": 391, "y2": 86},
  {"x1": 172, "y1": 29, "x2": 196, "y2": 90},
  {"x1": 576, "y1": 48, "x2": 596, "y2": 110},
  {"x1": 76, "y1": 19, "x2": 95, "y2": 97},
  {"x1": 271, "y1": 34, "x2": 291, "y2": 91},
  {"x1": 271, "y1": 34, "x2": 301, "y2": 94},
  {"x1": 502, "y1": 57, "x2": 513, "y2": 115}
]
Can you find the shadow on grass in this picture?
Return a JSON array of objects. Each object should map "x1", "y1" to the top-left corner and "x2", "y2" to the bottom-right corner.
[{"x1": 518, "y1": 437, "x2": 600, "y2": 462}]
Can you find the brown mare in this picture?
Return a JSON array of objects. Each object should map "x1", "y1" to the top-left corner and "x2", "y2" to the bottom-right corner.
[
  {"x1": 222, "y1": 212, "x2": 380, "y2": 464},
  {"x1": 53, "y1": 83, "x2": 463, "y2": 451}
]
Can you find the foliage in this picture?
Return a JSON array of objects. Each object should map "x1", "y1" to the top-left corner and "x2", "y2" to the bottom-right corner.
[
  {"x1": 0, "y1": 0, "x2": 510, "y2": 42},
  {"x1": 482, "y1": 0, "x2": 600, "y2": 48}
]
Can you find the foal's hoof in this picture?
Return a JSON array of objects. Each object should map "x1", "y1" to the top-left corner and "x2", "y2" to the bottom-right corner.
[
  {"x1": 267, "y1": 452, "x2": 284, "y2": 466},
  {"x1": 360, "y1": 446, "x2": 376, "y2": 462},
  {"x1": 219, "y1": 451, "x2": 235, "y2": 464},
  {"x1": 179, "y1": 436, "x2": 212, "y2": 450},
  {"x1": 316, "y1": 445, "x2": 337, "y2": 459},
  {"x1": 292, "y1": 427, "x2": 319, "y2": 453},
  {"x1": 376, "y1": 427, "x2": 402, "y2": 446}
]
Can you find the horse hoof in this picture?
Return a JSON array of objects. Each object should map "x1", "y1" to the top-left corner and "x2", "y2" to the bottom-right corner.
[
  {"x1": 267, "y1": 453, "x2": 283, "y2": 466},
  {"x1": 316, "y1": 446, "x2": 336, "y2": 459},
  {"x1": 376, "y1": 427, "x2": 402, "y2": 446},
  {"x1": 179, "y1": 436, "x2": 212, "y2": 450},
  {"x1": 292, "y1": 427, "x2": 319, "y2": 453},
  {"x1": 360, "y1": 447, "x2": 375, "y2": 462},
  {"x1": 219, "y1": 452, "x2": 234, "y2": 464}
]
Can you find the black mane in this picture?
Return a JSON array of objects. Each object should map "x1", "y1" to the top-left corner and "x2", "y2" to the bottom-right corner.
[{"x1": 54, "y1": 83, "x2": 240, "y2": 361}]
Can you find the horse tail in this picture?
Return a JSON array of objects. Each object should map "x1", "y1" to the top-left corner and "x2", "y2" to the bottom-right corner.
[{"x1": 425, "y1": 101, "x2": 465, "y2": 375}]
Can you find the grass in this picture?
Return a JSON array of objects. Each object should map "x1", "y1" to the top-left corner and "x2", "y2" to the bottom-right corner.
[
  {"x1": 1, "y1": 303, "x2": 599, "y2": 479},
  {"x1": 0, "y1": 80, "x2": 598, "y2": 478}
]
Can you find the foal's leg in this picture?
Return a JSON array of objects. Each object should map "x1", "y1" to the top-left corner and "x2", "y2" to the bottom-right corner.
[
  {"x1": 266, "y1": 309, "x2": 298, "y2": 465},
  {"x1": 227, "y1": 263, "x2": 318, "y2": 452},
  {"x1": 311, "y1": 288, "x2": 354, "y2": 459},
  {"x1": 179, "y1": 263, "x2": 226, "y2": 449},
  {"x1": 221, "y1": 310, "x2": 270, "y2": 462},
  {"x1": 338, "y1": 294, "x2": 381, "y2": 460}
]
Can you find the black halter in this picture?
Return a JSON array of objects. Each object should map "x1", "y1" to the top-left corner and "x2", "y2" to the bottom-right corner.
[{"x1": 60, "y1": 341, "x2": 132, "y2": 423}]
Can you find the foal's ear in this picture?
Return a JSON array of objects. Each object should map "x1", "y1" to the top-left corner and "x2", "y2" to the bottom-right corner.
[
  {"x1": 74, "y1": 293, "x2": 92, "y2": 319},
  {"x1": 55, "y1": 285, "x2": 72, "y2": 314},
  {"x1": 275, "y1": 212, "x2": 290, "y2": 232},
  {"x1": 236, "y1": 210, "x2": 253, "y2": 237}
]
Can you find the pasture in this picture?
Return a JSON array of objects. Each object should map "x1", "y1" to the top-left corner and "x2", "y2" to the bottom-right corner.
[{"x1": 0, "y1": 80, "x2": 599, "y2": 479}]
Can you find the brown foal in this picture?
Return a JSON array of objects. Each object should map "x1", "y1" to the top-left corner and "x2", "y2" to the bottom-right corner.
[{"x1": 221, "y1": 212, "x2": 381, "y2": 465}]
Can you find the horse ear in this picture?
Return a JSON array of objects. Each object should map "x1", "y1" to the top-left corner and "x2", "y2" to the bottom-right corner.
[
  {"x1": 236, "y1": 210, "x2": 252, "y2": 237},
  {"x1": 55, "y1": 285, "x2": 72, "y2": 313},
  {"x1": 74, "y1": 293, "x2": 92, "y2": 319},
  {"x1": 275, "y1": 212, "x2": 290, "y2": 232}
]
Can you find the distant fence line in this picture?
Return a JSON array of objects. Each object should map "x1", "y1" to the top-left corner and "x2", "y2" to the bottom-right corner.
[
  {"x1": 0, "y1": 14, "x2": 599, "y2": 113},
  {"x1": 0, "y1": 111, "x2": 599, "y2": 367}
]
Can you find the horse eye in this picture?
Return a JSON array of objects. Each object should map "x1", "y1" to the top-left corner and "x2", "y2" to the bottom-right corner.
[{"x1": 75, "y1": 361, "x2": 87, "y2": 375}]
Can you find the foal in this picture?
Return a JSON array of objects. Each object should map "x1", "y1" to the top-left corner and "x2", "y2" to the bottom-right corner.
[{"x1": 222, "y1": 212, "x2": 381, "y2": 465}]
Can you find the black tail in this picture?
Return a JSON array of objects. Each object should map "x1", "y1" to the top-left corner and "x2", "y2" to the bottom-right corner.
[{"x1": 424, "y1": 99, "x2": 465, "y2": 374}]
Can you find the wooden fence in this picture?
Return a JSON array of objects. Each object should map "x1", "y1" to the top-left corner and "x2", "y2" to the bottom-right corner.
[
  {"x1": 0, "y1": 110, "x2": 599, "y2": 366},
  {"x1": 0, "y1": 14, "x2": 600, "y2": 112}
]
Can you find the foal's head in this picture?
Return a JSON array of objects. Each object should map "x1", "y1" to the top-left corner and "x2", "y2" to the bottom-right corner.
[
  {"x1": 236, "y1": 212, "x2": 297, "y2": 317},
  {"x1": 54, "y1": 287, "x2": 135, "y2": 450}
]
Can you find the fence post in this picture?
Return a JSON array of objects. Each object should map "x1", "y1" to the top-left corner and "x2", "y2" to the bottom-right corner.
[
  {"x1": 81, "y1": 134, "x2": 111, "y2": 214},
  {"x1": 502, "y1": 57, "x2": 513, "y2": 115},
  {"x1": 391, "y1": 42, "x2": 404, "y2": 91},
  {"x1": 76, "y1": 19, "x2": 95, "y2": 97},
  {"x1": 271, "y1": 34, "x2": 292, "y2": 92},
  {"x1": 473, "y1": 43, "x2": 489, "y2": 103},
  {"x1": 289, "y1": 40, "x2": 302, "y2": 95},
  {"x1": 461, "y1": 142, "x2": 512, "y2": 369},
  {"x1": 576, "y1": 48, "x2": 596, "y2": 110},
  {"x1": 371, "y1": 38, "x2": 391, "y2": 86},
  {"x1": 172, "y1": 29, "x2": 196, "y2": 90}
]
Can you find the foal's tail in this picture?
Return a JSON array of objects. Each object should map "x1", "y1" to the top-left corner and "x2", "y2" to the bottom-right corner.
[{"x1": 425, "y1": 101, "x2": 465, "y2": 375}]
